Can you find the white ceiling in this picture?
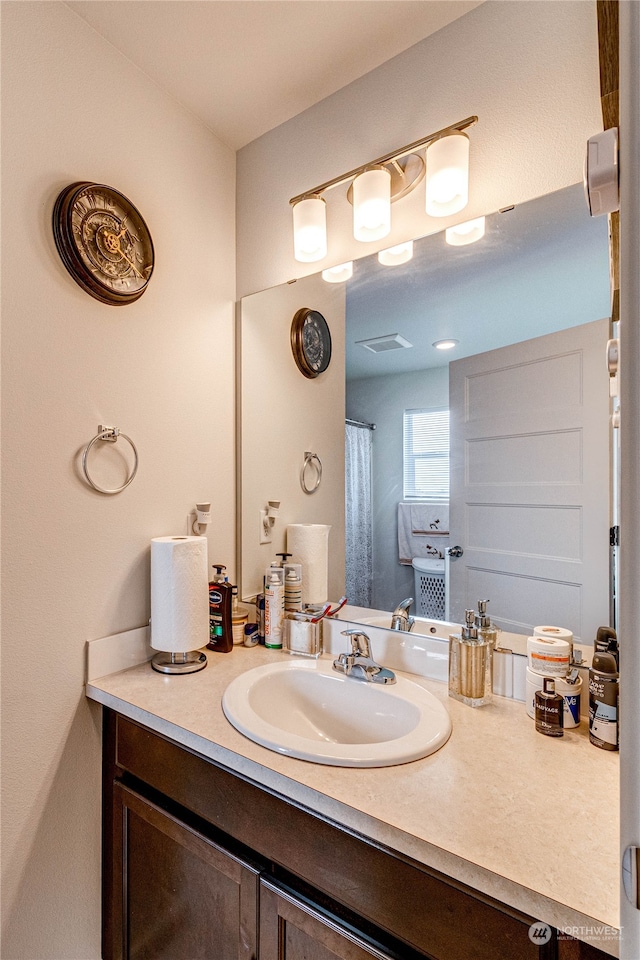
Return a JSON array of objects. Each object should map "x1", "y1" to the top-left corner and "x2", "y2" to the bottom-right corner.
[
  {"x1": 344, "y1": 184, "x2": 611, "y2": 379},
  {"x1": 64, "y1": 0, "x2": 483, "y2": 150}
]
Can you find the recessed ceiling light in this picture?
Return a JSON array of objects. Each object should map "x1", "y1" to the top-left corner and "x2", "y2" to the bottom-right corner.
[
  {"x1": 432, "y1": 339, "x2": 459, "y2": 350},
  {"x1": 445, "y1": 216, "x2": 486, "y2": 246}
]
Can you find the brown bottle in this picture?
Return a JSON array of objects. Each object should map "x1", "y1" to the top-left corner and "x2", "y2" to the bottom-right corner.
[
  {"x1": 207, "y1": 564, "x2": 233, "y2": 653},
  {"x1": 535, "y1": 678, "x2": 564, "y2": 737}
]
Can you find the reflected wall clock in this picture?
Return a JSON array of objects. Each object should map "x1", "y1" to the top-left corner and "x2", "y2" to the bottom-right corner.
[
  {"x1": 53, "y1": 181, "x2": 154, "y2": 305},
  {"x1": 290, "y1": 307, "x2": 332, "y2": 378}
]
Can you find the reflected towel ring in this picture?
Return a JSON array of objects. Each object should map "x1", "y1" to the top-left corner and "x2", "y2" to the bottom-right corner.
[
  {"x1": 301, "y1": 451, "x2": 322, "y2": 494},
  {"x1": 82, "y1": 425, "x2": 138, "y2": 494}
]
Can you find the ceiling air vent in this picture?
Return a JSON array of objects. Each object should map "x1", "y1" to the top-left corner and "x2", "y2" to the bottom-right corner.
[{"x1": 356, "y1": 333, "x2": 413, "y2": 353}]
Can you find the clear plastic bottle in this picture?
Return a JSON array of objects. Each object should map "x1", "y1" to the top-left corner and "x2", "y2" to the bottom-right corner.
[{"x1": 448, "y1": 609, "x2": 493, "y2": 707}]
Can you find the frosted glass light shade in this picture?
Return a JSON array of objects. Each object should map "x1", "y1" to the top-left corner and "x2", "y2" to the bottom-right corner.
[
  {"x1": 353, "y1": 167, "x2": 391, "y2": 242},
  {"x1": 378, "y1": 241, "x2": 414, "y2": 266},
  {"x1": 293, "y1": 197, "x2": 327, "y2": 262},
  {"x1": 445, "y1": 216, "x2": 485, "y2": 246},
  {"x1": 425, "y1": 132, "x2": 470, "y2": 217},
  {"x1": 322, "y1": 261, "x2": 353, "y2": 283}
]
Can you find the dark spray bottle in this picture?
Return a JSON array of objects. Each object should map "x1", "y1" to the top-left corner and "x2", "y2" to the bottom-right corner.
[
  {"x1": 535, "y1": 678, "x2": 564, "y2": 737},
  {"x1": 589, "y1": 652, "x2": 619, "y2": 750}
]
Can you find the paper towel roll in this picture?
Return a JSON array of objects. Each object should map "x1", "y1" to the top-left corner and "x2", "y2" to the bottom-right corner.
[
  {"x1": 533, "y1": 625, "x2": 573, "y2": 644},
  {"x1": 150, "y1": 536, "x2": 209, "y2": 652},
  {"x1": 287, "y1": 524, "x2": 331, "y2": 605}
]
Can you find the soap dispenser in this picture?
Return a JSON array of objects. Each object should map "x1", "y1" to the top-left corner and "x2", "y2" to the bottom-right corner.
[
  {"x1": 448, "y1": 610, "x2": 493, "y2": 707},
  {"x1": 207, "y1": 564, "x2": 233, "y2": 653}
]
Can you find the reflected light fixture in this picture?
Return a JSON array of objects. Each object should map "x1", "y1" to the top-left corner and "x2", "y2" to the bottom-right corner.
[
  {"x1": 290, "y1": 116, "x2": 477, "y2": 262},
  {"x1": 378, "y1": 240, "x2": 414, "y2": 266},
  {"x1": 322, "y1": 261, "x2": 353, "y2": 283},
  {"x1": 445, "y1": 216, "x2": 486, "y2": 246},
  {"x1": 433, "y1": 339, "x2": 459, "y2": 350}
]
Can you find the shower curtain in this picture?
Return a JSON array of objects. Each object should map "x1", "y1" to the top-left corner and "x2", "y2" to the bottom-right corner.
[{"x1": 345, "y1": 423, "x2": 373, "y2": 607}]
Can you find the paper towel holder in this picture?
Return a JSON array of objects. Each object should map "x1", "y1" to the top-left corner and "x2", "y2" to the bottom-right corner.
[{"x1": 150, "y1": 647, "x2": 208, "y2": 674}]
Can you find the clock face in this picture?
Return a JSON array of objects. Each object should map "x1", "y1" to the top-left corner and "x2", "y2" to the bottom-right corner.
[
  {"x1": 53, "y1": 182, "x2": 154, "y2": 305},
  {"x1": 291, "y1": 308, "x2": 332, "y2": 378}
]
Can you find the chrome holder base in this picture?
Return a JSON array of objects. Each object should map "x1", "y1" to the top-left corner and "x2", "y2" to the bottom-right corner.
[{"x1": 151, "y1": 650, "x2": 207, "y2": 675}]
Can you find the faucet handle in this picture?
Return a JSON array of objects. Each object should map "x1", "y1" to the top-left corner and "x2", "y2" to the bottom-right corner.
[{"x1": 340, "y1": 629, "x2": 372, "y2": 659}]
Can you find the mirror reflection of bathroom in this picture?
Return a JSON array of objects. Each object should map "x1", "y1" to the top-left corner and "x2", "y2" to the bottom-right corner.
[
  {"x1": 240, "y1": 183, "x2": 616, "y2": 645},
  {"x1": 344, "y1": 183, "x2": 614, "y2": 642}
]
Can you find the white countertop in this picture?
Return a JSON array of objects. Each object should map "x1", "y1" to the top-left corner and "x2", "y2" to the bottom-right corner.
[{"x1": 86, "y1": 642, "x2": 620, "y2": 956}]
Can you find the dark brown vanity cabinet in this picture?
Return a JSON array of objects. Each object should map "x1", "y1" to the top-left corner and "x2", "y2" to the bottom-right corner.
[
  {"x1": 111, "y1": 783, "x2": 260, "y2": 959},
  {"x1": 102, "y1": 709, "x2": 611, "y2": 960}
]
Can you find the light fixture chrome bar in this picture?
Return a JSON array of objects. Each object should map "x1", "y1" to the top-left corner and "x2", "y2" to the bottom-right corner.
[{"x1": 289, "y1": 115, "x2": 478, "y2": 205}]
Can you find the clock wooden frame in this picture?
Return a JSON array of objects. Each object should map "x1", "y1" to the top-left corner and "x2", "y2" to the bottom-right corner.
[{"x1": 53, "y1": 181, "x2": 154, "y2": 306}]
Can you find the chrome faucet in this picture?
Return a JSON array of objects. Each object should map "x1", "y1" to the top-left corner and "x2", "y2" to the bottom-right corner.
[
  {"x1": 333, "y1": 630, "x2": 396, "y2": 684},
  {"x1": 390, "y1": 597, "x2": 415, "y2": 632}
]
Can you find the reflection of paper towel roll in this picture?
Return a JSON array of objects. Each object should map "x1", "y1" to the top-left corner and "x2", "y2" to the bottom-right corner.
[
  {"x1": 533, "y1": 625, "x2": 573, "y2": 644},
  {"x1": 527, "y1": 635, "x2": 571, "y2": 677},
  {"x1": 151, "y1": 536, "x2": 209, "y2": 652},
  {"x1": 287, "y1": 524, "x2": 331, "y2": 605}
]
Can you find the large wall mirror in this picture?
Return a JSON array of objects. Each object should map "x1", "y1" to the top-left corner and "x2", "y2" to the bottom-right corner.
[{"x1": 239, "y1": 183, "x2": 614, "y2": 643}]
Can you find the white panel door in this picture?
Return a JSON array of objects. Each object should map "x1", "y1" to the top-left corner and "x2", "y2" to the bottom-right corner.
[{"x1": 449, "y1": 319, "x2": 610, "y2": 642}]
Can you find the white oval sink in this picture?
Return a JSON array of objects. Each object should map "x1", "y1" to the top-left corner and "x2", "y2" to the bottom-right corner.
[{"x1": 222, "y1": 658, "x2": 451, "y2": 767}]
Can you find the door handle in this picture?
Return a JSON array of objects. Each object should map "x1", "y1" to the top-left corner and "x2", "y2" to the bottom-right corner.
[{"x1": 448, "y1": 546, "x2": 464, "y2": 558}]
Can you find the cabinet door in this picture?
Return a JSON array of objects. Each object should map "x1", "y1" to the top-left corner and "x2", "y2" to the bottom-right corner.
[
  {"x1": 259, "y1": 878, "x2": 419, "y2": 960},
  {"x1": 111, "y1": 783, "x2": 260, "y2": 960}
]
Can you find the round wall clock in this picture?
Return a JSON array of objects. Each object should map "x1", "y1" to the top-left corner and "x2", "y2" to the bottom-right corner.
[
  {"x1": 53, "y1": 182, "x2": 154, "y2": 305},
  {"x1": 290, "y1": 307, "x2": 332, "y2": 379}
]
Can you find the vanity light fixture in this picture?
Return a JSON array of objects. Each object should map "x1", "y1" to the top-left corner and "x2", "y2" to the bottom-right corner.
[
  {"x1": 445, "y1": 216, "x2": 486, "y2": 246},
  {"x1": 352, "y1": 166, "x2": 391, "y2": 242},
  {"x1": 378, "y1": 240, "x2": 414, "y2": 266},
  {"x1": 433, "y1": 339, "x2": 459, "y2": 350},
  {"x1": 292, "y1": 196, "x2": 327, "y2": 262},
  {"x1": 425, "y1": 132, "x2": 470, "y2": 217},
  {"x1": 290, "y1": 116, "x2": 477, "y2": 262},
  {"x1": 322, "y1": 261, "x2": 353, "y2": 283}
]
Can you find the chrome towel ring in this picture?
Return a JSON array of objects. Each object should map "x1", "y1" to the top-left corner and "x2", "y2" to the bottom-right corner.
[
  {"x1": 300, "y1": 451, "x2": 322, "y2": 494},
  {"x1": 82, "y1": 425, "x2": 138, "y2": 494}
]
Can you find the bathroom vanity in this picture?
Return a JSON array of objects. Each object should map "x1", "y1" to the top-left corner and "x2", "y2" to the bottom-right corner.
[{"x1": 88, "y1": 642, "x2": 619, "y2": 960}]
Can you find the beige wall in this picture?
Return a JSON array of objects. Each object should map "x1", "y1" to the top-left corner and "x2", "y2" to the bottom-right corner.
[
  {"x1": 237, "y1": 0, "x2": 602, "y2": 298},
  {"x1": 1, "y1": 3, "x2": 235, "y2": 957},
  {"x1": 239, "y1": 273, "x2": 346, "y2": 600}
]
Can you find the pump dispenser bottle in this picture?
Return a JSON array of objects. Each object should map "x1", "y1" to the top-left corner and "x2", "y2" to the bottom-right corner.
[
  {"x1": 448, "y1": 610, "x2": 493, "y2": 707},
  {"x1": 207, "y1": 564, "x2": 233, "y2": 653},
  {"x1": 475, "y1": 599, "x2": 498, "y2": 649}
]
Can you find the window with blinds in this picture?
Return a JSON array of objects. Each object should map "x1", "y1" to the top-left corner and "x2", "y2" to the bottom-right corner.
[{"x1": 403, "y1": 408, "x2": 450, "y2": 500}]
